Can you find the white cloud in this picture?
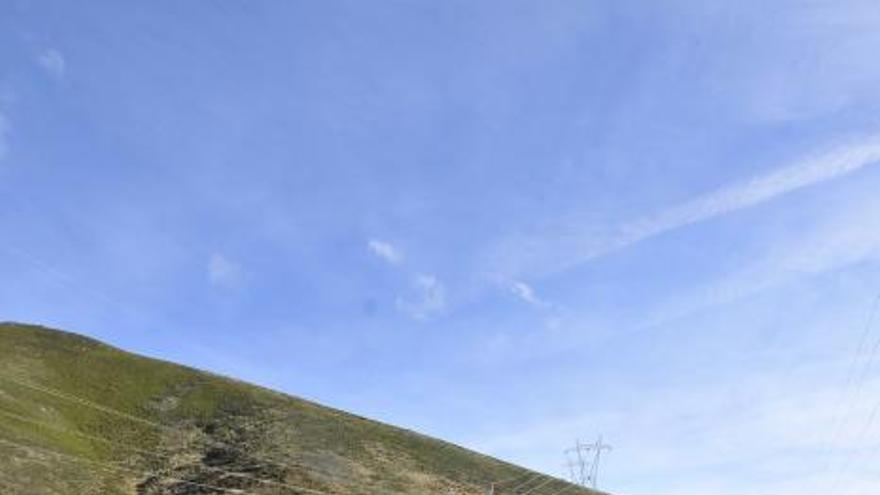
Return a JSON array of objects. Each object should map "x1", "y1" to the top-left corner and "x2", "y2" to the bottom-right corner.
[
  {"x1": 482, "y1": 189, "x2": 880, "y2": 368},
  {"x1": 619, "y1": 138, "x2": 880, "y2": 247},
  {"x1": 396, "y1": 274, "x2": 446, "y2": 320},
  {"x1": 648, "y1": 192, "x2": 880, "y2": 329},
  {"x1": 367, "y1": 239, "x2": 402, "y2": 265},
  {"x1": 496, "y1": 136, "x2": 880, "y2": 278},
  {"x1": 37, "y1": 49, "x2": 65, "y2": 79},
  {"x1": 508, "y1": 280, "x2": 546, "y2": 307},
  {"x1": 207, "y1": 253, "x2": 242, "y2": 287}
]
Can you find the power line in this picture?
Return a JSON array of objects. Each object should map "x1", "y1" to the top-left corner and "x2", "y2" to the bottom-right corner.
[
  {"x1": 823, "y1": 294, "x2": 880, "y2": 455},
  {"x1": 824, "y1": 291, "x2": 880, "y2": 489},
  {"x1": 1, "y1": 373, "x2": 169, "y2": 430},
  {"x1": 830, "y1": 389, "x2": 880, "y2": 490},
  {"x1": 547, "y1": 482, "x2": 595, "y2": 495},
  {"x1": 488, "y1": 470, "x2": 584, "y2": 495},
  {"x1": 508, "y1": 473, "x2": 547, "y2": 492},
  {"x1": 520, "y1": 476, "x2": 561, "y2": 494},
  {"x1": 546, "y1": 485, "x2": 581, "y2": 495},
  {"x1": 487, "y1": 471, "x2": 536, "y2": 494}
]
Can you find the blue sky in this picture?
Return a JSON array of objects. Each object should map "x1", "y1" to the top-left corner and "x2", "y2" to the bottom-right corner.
[{"x1": 3, "y1": 1, "x2": 880, "y2": 494}]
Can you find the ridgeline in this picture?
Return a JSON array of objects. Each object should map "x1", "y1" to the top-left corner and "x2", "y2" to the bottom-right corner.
[{"x1": 0, "y1": 323, "x2": 603, "y2": 495}]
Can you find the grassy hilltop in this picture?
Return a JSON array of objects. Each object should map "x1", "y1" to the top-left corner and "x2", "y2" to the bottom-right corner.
[{"x1": 0, "y1": 323, "x2": 603, "y2": 495}]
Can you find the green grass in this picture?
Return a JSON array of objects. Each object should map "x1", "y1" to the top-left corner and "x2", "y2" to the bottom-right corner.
[{"x1": 0, "y1": 322, "x2": 605, "y2": 495}]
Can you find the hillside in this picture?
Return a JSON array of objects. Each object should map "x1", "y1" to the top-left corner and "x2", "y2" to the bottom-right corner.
[{"x1": 0, "y1": 323, "x2": 603, "y2": 495}]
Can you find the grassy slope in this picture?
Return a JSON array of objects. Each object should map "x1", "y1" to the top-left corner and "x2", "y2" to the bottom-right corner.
[{"x1": 0, "y1": 323, "x2": 602, "y2": 495}]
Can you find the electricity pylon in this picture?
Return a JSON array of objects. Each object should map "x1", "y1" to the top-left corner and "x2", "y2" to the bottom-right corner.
[{"x1": 564, "y1": 436, "x2": 612, "y2": 489}]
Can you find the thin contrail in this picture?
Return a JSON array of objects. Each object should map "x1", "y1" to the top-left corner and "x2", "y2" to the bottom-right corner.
[{"x1": 498, "y1": 136, "x2": 880, "y2": 277}]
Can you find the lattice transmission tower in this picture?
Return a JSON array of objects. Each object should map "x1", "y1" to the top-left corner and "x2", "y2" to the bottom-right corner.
[{"x1": 564, "y1": 436, "x2": 612, "y2": 490}]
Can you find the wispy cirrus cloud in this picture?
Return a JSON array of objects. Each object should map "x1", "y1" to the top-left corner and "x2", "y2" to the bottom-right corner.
[
  {"x1": 396, "y1": 274, "x2": 446, "y2": 320},
  {"x1": 367, "y1": 239, "x2": 402, "y2": 265},
  {"x1": 646, "y1": 190, "x2": 880, "y2": 329},
  {"x1": 497, "y1": 136, "x2": 880, "y2": 278},
  {"x1": 366, "y1": 237, "x2": 448, "y2": 320},
  {"x1": 207, "y1": 253, "x2": 242, "y2": 288},
  {"x1": 504, "y1": 279, "x2": 554, "y2": 311},
  {"x1": 37, "y1": 49, "x2": 65, "y2": 79},
  {"x1": 619, "y1": 138, "x2": 880, "y2": 248},
  {"x1": 508, "y1": 280, "x2": 544, "y2": 306}
]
